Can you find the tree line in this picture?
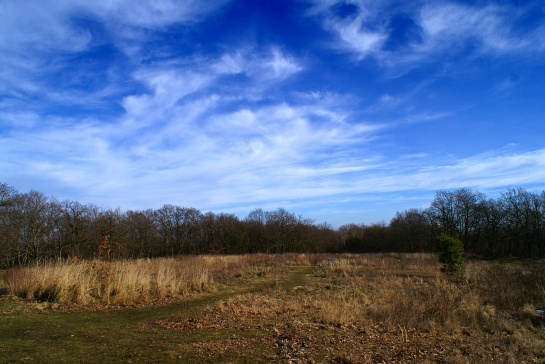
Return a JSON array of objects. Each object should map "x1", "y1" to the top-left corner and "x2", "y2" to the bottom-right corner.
[
  {"x1": 342, "y1": 187, "x2": 545, "y2": 258},
  {"x1": 1, "y1": 182, "x2": 544, "y2": 267}
]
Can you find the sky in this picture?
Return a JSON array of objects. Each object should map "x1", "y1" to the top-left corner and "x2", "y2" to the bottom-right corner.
[{"x1": 1, "y1": 0, "x2": 545, "y2": 227}]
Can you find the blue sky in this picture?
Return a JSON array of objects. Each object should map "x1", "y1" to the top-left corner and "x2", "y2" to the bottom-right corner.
[{"x1": 1, "y1": 0, "x2": 545, "y2": 226}]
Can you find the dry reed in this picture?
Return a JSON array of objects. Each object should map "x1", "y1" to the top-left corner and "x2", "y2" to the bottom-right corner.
[
  {"x1": 1, "y1": 253, "x2": 312, "y2": 306},
  {"x1": 3, "y1": 256, "x2": 215, "y2": 305}
]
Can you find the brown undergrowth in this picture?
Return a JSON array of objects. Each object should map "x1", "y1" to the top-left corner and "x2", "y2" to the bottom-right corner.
[
  {"x1": 153, "y1": 253, "x2": 545, "y2": 363},
  {"x1": 2, "y1": 253, "x2": 544, "y2": 362}
]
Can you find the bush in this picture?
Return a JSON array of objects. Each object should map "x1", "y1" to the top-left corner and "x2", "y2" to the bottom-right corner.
[{"x1": 437, "y1": 233, "x2": 465, "y2": 274}]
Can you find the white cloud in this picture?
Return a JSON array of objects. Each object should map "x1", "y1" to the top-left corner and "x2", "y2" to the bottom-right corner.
[
  {"x1": 1, "y1": 88, "x2": 378, "y2": 210},
  {"x1": 213, "y1": 47, "x2": 303, "y2": 81},
  {"x1": 89, "y1": 0, "x2": 227, "y2": 28},
  {"x1": 114, "y1": 47, "x2": 303, "y2": 158},
  {"x1": 121, "y1": 69, "x2": 213, "y2": 121},
  {"x1": 354, "y1": 147, "x2": 545, "y2": 194},
  {"x1": 263, "y1": 48, "x2": 303, "y2": 80},
  {"x1": 419, "y1": 3, "x2": 527, "y2": 54},
  {"x1": 0, "y1": 0, "x2": 230, "y2": 103},
  {"x1": 493, "y1": 75, "x2": 521, "y2": 94},
  {"x1": 329, "y1": 16, "x2": 387, "y2": 58},
  {"x1": 309, "y1": 0, "x2": 388, "y2": 59},
  {"x1": 0, "y1": 0, "x2": 228, "y2": 51},
  {"x1": 411, "y1": 2, "x2": 545, "y2": 59},
  {"x1": 3, "y1": 89, "x2": 545, "y2": 213},
  {"x1": 0, "y1": 1, "x2": 92, "y2": 54},
  {"x1": 308, "y1": 1, "x2": 545, "y2": 63},
  {"x1": 213, "y1": 53, "x2": 247, "y2": 75},
  {"x1": 0, "y1": 37, "x2": 360, "y2": 208}
]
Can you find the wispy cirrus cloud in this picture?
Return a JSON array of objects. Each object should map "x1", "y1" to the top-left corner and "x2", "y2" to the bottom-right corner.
[
  {"x1": 0, "y1": 0, "x2": 228, "y2": 51},
  {"x1": 1, "y1": 31, "x2": 376, "y2": 210},
  {"x1": 88, "y1": 0, "x2": 228, "y2": 28},
  {"x1": 306, "y1": 0, "x2": 389, "y2": 59},
  {"x1": 0, "y1": 99, "x2": 377, "y2": 209},
  {"x1": 117, "y1": 46, "x2": 305, "y2": 147},
  {"x1": 292, "y1": 146, "x2": 545, "y2": 197},
  {"x1": 212, "y1": 47, "x2": 302, "y2": 82},
  {"x1": 308, "y1": 1, "x2": 545, "y2": 62},
  {"x1": 326, "y1": 14, "x2": 387, "y2": 58},
  {"x1": 0, "y1": 0, "x2": 229, "y2": 112},
  {"x1": 417, "y1": 2, "x2": 545, "y2": 55},
  {"x1": 400, "y1": 147, "x2": 545, "y2": 193}
]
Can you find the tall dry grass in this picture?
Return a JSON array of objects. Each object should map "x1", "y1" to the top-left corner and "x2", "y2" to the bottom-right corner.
[
  {"x1": 1, "y1": 253, "x2": 313, "y2": 305},
  {"x1": 4, "y1": 253, "x2": 545, "y2": 331},
  {"x1": 3, "y1": 256, "x2": 214, "y2": 305},
  {"x1": 313, "y1": 254, "x2": 545, "y2": 329}
]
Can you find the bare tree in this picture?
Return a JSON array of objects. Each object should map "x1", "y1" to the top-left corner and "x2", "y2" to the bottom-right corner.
[
  {"x1": 7, "y1": 191, "x2": 57, "y2": 265},
  {"x1": 501, "y1": 188, "x2": 531, "y2": 257},
  {"x1": 245, "y1": 208, "x2": 266, "y2": 252},
  {"x1": 0, "y1": 183, "x2": 18, "y2": 267},
  {"x1": 264, "y1": 208, "x2": 299, "y2": 253},
  {"x1": 154, "y1": 205, "x2": 203, "y2": 255},
  {"x1": 125, "y1": 209, "x2": 160, "y2": 258},
  {"x1": 390, "y1": 209, "x2": 434, "y2": 252},
  {"x1": 0, "y1": 182, "x2": 17, "y2": 208},
  {"x1": 453, "y1": 188, "x2": 485, "y2": 251},
  {"x1": 430, "y1": 190, "x2": 458, "y2": 237},
  {"x1": 429, "y1": 188, "x2": 484, "y2": 252},
  {"x1": 214, "y1": 213, "x2": 243, "y2": 253},
  {"x1": 477, "y1": 198, "x2": 505, "y2": 257},
  {"x1": 52, "y1": 200, "x2": 94, "y2": 259}
]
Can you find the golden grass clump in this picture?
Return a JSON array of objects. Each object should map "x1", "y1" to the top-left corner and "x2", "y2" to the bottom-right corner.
[
  {"x1": 1, "y1": 254, "x2": 312, "y2": 306},
  {"x1": 4, "y1": 261, "x2": 99, "y2": 304},
  {"x1": 3, "y1": 256, "x2": 215, "y2": 305}
]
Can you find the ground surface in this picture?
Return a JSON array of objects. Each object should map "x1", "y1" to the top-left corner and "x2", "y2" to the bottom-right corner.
[{"x1": 1, "y1": 260, "x2": 543, "y2": 363}]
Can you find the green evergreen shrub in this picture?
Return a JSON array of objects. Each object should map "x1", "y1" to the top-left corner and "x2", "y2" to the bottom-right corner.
[{"x1": 437, "y1": 233, "x2": 465, "y2": 274}]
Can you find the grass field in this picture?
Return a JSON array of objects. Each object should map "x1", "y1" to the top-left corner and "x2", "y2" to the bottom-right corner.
[{"x1": 1, "y1": 253, "x2": 544, "y2": 363}]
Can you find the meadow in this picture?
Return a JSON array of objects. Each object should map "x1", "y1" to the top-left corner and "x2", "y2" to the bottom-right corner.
[{"x1": 1, "y1": 253, "x2": 544, "y2": 363}]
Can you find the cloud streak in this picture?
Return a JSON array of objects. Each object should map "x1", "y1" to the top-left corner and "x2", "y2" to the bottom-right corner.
[{"x1": 308, "y1": 1, "x2": 545, "y2": 63}]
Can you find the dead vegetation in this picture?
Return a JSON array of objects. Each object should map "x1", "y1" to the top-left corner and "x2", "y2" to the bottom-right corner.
[
  {"x1": 156, "y1": 253, "x2": 545, "y2": 363},
  {"x1": 1, "y1": 254, "x2": 313, "y2": 306},
  {"x1": 2, "y1": 253, "x2": 545, "y2": 362}
]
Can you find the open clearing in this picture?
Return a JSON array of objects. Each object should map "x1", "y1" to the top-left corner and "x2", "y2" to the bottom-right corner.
[{"x1": 1, "y1": 254, "x2": 544, "y2": 363}]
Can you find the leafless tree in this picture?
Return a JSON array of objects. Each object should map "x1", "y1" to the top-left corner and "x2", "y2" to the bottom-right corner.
[{"x1": 7, "y1": 191, "x2": 57, "y2": 265}]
